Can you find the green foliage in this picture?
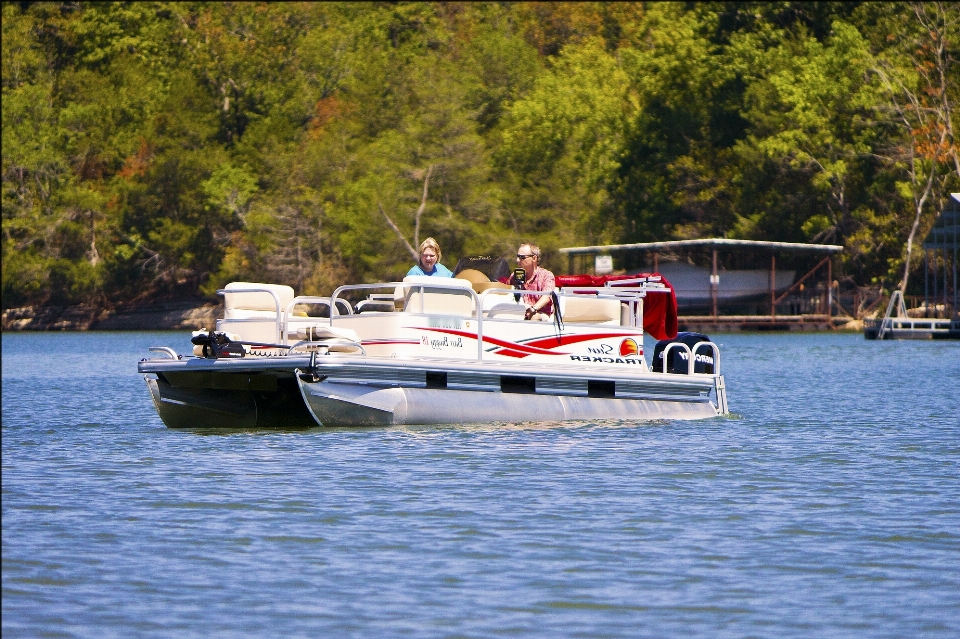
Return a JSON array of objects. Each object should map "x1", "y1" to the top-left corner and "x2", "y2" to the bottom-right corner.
[
  {"x1": 0, "y1": 1, "x2": 949, "y2": 309},
  {"x1": 498, "y1": 37, "x2": 635, "y2": 250}
]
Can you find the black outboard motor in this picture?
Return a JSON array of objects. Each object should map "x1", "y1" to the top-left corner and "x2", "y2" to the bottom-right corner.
[
  {"x1": 651, "y1": 332, "x2": 715, "y2": 374},
  {"x1": 190, "y1": 330, "x2": 245, "y2": 359}
]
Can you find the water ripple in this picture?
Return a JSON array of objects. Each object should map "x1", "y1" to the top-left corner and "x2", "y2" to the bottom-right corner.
[{"x1": 2, "y1": 331, "x2": 959, "y2": 638}]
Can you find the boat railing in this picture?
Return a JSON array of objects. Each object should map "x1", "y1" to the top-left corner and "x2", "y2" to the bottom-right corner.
[
  {"x1": 603, "y1": 276, "x2": 669, "y2": 291},
  {"x1": 281, "y1": 296, "x2": 353, "y2": 344},
  {"x1": 217, "y1": 286, "x2": 287, "y2": 344},
  {"x1": 328, "y1": 282, "x2": 650, "y2": 362},
  {"x1": 331, "y1": 281, "x2": 438, "y2": 313},
  {"x1": 659, "y1": 341, "x2": 721, "y2": 376},
  {"x1": 148, "y1": 346, "x2": 180, "y2": 360},
  {"x1": 286, "y1": 340, "x2": 366, "y2": 356},
  {"x1": 293, "y1": 295, "x2": 354, "y2": 317},
  {"x1": 219, "y1": 287, "x2": 360, "y2": 346},
  {"x1": 553, "y1": 285, "x2": 647, "y2": 327}
]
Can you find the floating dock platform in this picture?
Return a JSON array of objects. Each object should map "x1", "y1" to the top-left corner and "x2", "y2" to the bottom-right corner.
[{"x1": 863, "y1": 316, "x2": 960, "y2": 340}]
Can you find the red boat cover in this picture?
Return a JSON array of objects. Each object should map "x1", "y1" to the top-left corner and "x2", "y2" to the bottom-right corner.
[{"x1": 555, "y1": 273, "x2": 678, "y2": 341}]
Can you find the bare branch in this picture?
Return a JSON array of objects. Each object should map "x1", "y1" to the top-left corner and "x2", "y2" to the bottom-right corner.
[{"x1": 378, "y1": 201, "x2": 418, "y2": 260}]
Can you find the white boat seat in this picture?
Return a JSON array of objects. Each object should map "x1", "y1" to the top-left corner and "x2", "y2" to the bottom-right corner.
[
  {"x1": 401, "y1": 276, "x2": 476, "y2": 315},
  {"x1": 473, "y1": 281, "x2": 512, "y2": 294},
  {"x1": 289, "y1": 298, "x2": 353, "y2": 318},
  {"x1": 560, "y1": 296, "x2": 622, "y2": 325},
  {"x1": 355, "y1": 299, "x2": 395, "y2": 313},
  {"x1": 290, "y1": 325, "x2": 360, "y2": 342},
  {"x1": 405, "y1": 290, "x2": 475, "y2": 315},
  {"x1": 454, "y1": 268, "x2": 489, "y2": 284},
  {"x1": 485, "y1": 301, "x2": 526, "y2": 319},
  {"x1": 223, "y1": 282, "x2": 294, "y2": 319}
]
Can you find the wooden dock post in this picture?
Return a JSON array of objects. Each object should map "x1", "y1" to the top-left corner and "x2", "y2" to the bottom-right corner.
[
  {"x1": 770, "y1": 254, "x2": 776, "y2": 320},
  {"x1": 711, "y1": 249, "x2": 718, "y2": 320}
]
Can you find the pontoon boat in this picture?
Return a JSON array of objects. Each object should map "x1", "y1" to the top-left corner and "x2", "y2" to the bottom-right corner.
[{"x1": 138, "y1": 270, "x2": 729, "y2": 428}]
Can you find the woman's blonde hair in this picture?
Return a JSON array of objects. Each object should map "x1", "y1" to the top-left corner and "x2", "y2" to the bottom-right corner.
[{"x1": 419, "y1": 237, "x2": 441, "y2": 261}]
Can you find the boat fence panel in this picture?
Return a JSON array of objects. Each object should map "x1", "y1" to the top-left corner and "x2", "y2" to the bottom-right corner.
[
  {"x1": 616, "y1": 381, "x2": 711, "y2": 401},
  {"x1": 447, "y1": 372, "x2": 500, "y2": 392},
  {"x1": 536, "y1": 378, "x2": 589, "y2": 396},
  {"x1": 324, "y1": 366, "x2": 427, "y2": 388}
]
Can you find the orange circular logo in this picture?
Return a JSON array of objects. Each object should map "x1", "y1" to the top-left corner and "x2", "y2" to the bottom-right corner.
[{"x1": 619, "y1": 338, "x2": 639, "y2": 357}]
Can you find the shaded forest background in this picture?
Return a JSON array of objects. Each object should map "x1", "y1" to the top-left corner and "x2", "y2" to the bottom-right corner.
[{"x1": 3, "y1": 1, "x2": 958, "y2": 311}]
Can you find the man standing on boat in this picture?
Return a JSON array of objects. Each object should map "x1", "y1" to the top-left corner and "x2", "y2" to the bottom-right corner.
[
  {"x1": 407, "y1": 238, "x2": 453, "y2": 277},
  {"x1": 515, "y1": 243, "x2": 555, "y2": 320}
]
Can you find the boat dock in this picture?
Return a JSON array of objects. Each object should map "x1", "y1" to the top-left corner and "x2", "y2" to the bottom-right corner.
[
  {"x1": 863, "y1": 316, "x2": 960, "y2": 339},
  {"x1": 678, "y1": 314, "x2": 844, "y2": 333},
  {"x1": 863, "y1": 291, "x2": 960, "y2": 340},
  {"x1": 559, "y1": 238, "x2": 849, "y2": 332},
  {"x1": 863, "y1": 194, "x2": 959, "y2": 340}
]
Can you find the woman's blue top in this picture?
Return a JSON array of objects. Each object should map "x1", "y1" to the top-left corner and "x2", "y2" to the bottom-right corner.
[{"x1": 406, "y1": 263, "x2": 453, "y2": 277}]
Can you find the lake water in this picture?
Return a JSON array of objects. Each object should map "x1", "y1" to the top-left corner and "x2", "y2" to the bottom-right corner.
[{"x1": 2, "y1": 331, "x2": 959, "y2": 638}]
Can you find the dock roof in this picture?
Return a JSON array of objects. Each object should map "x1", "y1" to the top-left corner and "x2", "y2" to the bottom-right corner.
[{"x1": 558, "y1": 238, "x2": 844, "y2": 255}]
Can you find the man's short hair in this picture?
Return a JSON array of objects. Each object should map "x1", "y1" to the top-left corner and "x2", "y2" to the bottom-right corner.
[{"x1": 520, "y1": 243, "x2": 541, "y2": 260}]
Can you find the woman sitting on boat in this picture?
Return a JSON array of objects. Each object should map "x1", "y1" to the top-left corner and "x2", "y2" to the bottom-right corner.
[{"x1": 407, "y1": 237, "x2": 453, "y2": 277}]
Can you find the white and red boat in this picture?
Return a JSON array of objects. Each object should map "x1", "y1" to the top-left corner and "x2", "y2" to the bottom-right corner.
[{"x1": 139, "y1": 269, "x2": 728, "y2": 428}]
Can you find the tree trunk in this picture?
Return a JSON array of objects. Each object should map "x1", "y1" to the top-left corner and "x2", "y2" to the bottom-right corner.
[{"x1": 900, "y1": 158, "x2": 936, "y2": 295}]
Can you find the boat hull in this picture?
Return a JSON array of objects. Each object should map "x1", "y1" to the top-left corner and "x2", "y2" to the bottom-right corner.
[
  {"x1": 146, "y1": 373, "x2": 318, "y2": 429},
  {"x1": 141, "y1": 354, "x2": 725, "y2": 428},
  {"x1": 297, "y1": 380, "x2": 720, "y2": 426}
]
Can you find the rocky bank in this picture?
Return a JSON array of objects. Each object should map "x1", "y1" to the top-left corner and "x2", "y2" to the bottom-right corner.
[{"x1": 2, "y1": 299, "x2": 222, "y2": 332}]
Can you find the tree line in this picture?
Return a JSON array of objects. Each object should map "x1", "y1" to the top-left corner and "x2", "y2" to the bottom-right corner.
[{"x1": 2, "y1": 1, "x2": 958, "y2": 310}]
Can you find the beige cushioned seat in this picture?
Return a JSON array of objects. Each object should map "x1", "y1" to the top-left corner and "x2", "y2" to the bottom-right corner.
[
  {"x1": 455, "y1": 268, "x2": 489, "y2": 284},
  {"x1": 561, "y1": 296, "x2": 622, "y2": 325},
  {"x1": 402, "y1": 276, "x2": 475, "y2": 315},
  {"x1": 455, "y1": 268, "x2": 511, "y2": 294},
  {"x1": 474, "y1": 281, "x2": 511, "y2": 293},
  {"x1": 223, "y1": 282, "x2": 295, "y2": 319}
]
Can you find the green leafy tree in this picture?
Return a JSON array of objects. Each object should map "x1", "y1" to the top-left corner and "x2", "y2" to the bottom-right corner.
[
  {"x1": 4, "y1": 1, "x2": 955, "y2": 314},
  {"x1": 871, "y1": 1, "x2": 960, "y2": 292},
  {"x1": 735, "y1": 20, "x2": 879, "y2": 245},
  {"x1": 498, "y1": 36, "x2": 636, "y2": 255}
]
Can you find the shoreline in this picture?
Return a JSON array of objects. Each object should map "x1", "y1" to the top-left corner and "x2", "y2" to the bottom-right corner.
[
  {"x1": 3, "y1": 301, "x2": 864, "y2": 333},
  {"x1": 1, "y1": 299, "x2": 222, "y2": 332}
]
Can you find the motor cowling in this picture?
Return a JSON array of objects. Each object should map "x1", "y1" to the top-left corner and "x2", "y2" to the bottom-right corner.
[{"x1": 651, "y1": 332, "x2": 715, "y2": 374}]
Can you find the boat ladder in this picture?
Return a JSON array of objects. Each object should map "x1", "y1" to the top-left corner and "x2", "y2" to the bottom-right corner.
[{"x1": 878, "y1": 290, "x2": 908, "y2": 340}]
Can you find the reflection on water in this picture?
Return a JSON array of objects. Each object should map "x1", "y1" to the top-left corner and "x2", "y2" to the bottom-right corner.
[{"x1": 2, "y1": 331, "x2": 959, "y2": 638}]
